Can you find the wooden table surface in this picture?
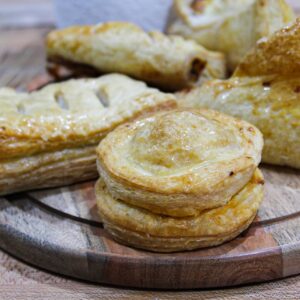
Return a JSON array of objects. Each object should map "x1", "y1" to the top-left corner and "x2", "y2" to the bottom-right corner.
[{"x1": 1, "y1": 0, "x2": 300, "y2": 298}]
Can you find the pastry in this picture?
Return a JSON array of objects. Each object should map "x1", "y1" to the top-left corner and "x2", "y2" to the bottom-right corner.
[
  {"x1": 96, "y1": 109, "x2": 264, "y2": 252},
  {"x1": 177, "y1": 20, "x2": 300, "y2": 169},
  {"x1": 168, "y1": 0, "x2": 294, "y2": 71},
  {"x1": 0, "y1": 74, "x2": 176, "y2": 195},
  {"x1": 46, "y1": 22, "x2": 226, "y2": 91},
  {"x1": 96, "y1": 169, "x2": 264, "y2": 252},
  {"x1": 97, "y1": 109, "x2": 263, "y2": 217}
]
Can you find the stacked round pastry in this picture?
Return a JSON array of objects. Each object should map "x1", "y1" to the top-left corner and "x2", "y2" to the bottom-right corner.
[{"x1": 96, "y1": 109, "x2": 264, "y2": 252}]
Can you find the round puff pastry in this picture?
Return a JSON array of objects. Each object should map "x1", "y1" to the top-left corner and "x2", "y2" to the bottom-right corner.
[
  {"x1": 96, "y1": 169, "x2": 264, "y2": 252},
  {"x1": 97, "y1": 109, "x2": 263, "y2": 217},
  {"x1": 168, "y1": 0, "x2": 294, "y2": 71},
  {"x1": 177, "y1": 20, "x2": 300, "y2": 169},
  {"x1": 46, "y1": 21, "x2": 226, "y2": 91}
]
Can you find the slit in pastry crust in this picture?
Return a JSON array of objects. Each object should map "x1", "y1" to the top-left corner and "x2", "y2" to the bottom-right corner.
[{"x1": 0, "y1": 74, "x2": 177, "y2": 195}]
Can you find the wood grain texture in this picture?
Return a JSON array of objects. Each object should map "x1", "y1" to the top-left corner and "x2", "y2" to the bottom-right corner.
[
  {"x1": 0, "y1": 164, "x2": 299, "y2": 289},
  {"x1": 2, "y1": 278, "x2": 300, "y2": 300},
  {"x1": 1, "y1": 0, "x2": 300, "y2": 296},
  {"x1": 1, "y1": 240, "x2": 300, "y2": 300}
]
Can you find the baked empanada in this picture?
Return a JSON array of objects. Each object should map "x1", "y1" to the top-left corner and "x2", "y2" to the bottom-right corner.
[
  {"x1": 177, "y1": 20, "x2": 300, "y2": 169},
  {"x1": 0, "y1": 74, "x2": 176, "y2": 195},
  {"x1": 46, "y1": 22, "x2": 226, "y2": 91},
  {"x1": 97, "y1": 109, "x2": 263, "y2": 217},
  {"x1": 168, "y1": 0, "x2": 294, "y2": 71},
  {"x1": 96, "y1": 166, "x2": 264, "y2": 252}
]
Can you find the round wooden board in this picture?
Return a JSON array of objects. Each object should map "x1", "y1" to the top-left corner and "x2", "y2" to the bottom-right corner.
[{"x1": 0, "y1": 165, "x2": 299, "y2": 289}]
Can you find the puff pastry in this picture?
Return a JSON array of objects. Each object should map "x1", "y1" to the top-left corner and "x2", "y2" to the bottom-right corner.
[
  {"x1": 0, "y1": 74, "x2": 176, "y2": 195},
  {"x1": 46, "y1": 22, "x2": 226, "y2": 91},
  {"x1": 168, "y1": 0, "x2": 294, "y2": 71},
  {"x1": 97, "y1": 109, "x2": 263, "y2": 217},
  {"x1": 96, "y1": 163, "x2": 264, "y2": 252},
  {"x1": 177, "y1": 20, "x2": 300, "y2": 169}
]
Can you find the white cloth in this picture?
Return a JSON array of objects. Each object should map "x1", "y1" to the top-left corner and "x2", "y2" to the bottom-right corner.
[{"x1": 54, "y1": 0, "x2": 173, "y2": 31}]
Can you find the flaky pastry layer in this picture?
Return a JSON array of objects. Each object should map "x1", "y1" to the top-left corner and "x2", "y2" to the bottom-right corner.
[
  {"x1": 46, "y1": 21, "x2": 226, "y2": 91},
  {"x1": 96, "y1": 169, "x2": 264, "y2": 252},
  {"x1": 0, "y1": 146, "x2": 97, "y2": 196},
  {"x1": 97, "y1": 109, "x2": 263, "y2": 217}
]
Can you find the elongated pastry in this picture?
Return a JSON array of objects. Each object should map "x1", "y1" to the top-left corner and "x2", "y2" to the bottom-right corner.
[
  {"x1": 46, "y1": 22, "x2": 226, "y2": 91},
  {"x1": 177, "y1": 20, "x2": 300, "y2": 169},
  {"x1": 168, "y1": 0, "x2": 294, "y2": 71},
  {"x1": 0, "y1": 74, "x2": 176, "y2": 195},
  {"x1": 96, "y1": 109, "x2": 264, "y2": 252}
]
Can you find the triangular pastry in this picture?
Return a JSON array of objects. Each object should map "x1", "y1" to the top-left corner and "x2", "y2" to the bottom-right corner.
[
  {"x1": 177, "y1": 20, "x2": 300, "y2": 169},
  {"x1": 168, "y1": 0, "x2": 294, "y2": 71}
]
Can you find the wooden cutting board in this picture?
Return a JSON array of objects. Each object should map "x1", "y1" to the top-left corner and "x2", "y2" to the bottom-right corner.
[
  {"x1": 0, "y1": 164, "x2": 300, "y2": 289},
  {"x1": 0, "y1": 39, "x2": 300, "y2": 289}
]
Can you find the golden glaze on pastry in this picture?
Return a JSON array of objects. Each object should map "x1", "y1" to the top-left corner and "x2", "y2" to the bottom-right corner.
[
  {"x1": 46, "y1": 22, "x2": 226, "y2": 91},
  {"x1": 0, "y1": 74, "x2": 176, "y2": 195},
  {"x1": 96, "y1": 169, "x2": 264, "y2": 252},
  {"x1": 97, "y1": 109, "x2": 263, "y2": 217},
  {"x1": 168, "y1": 0, "x2": 294, "y2": 71},
  {"x1": 177, "y1": 20, "x2": 300, "y2": 169},
  {"x1": 0, "y1": 147, "x2": 97, "y2": 195}
]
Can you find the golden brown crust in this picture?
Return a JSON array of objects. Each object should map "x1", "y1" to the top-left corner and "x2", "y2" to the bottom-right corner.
[
  {"x1": 0, "y1": 147, "x2": 97, "y2": 196},
  {"x1": 0, "y1": 74, "x2": 176, "y2": 161},
  {"x1": 168, "y1": 0, "x2": 294, "y2": 71},
  {"x1": 0, "y1": 74, "x2": 177, "y2": 195},
  {"x1": 46, "y1": 22, "x2": 226, "y2": 91},
  {"x1": 96, "y1": 169, "x2": 264, "y2": 252},
  {"x1": 235, "y1": 18, "x2": 300, "y2": 77},
  {"x1": 96, "y1": 109, "x2": 263, "y2": 217},
  {"x1": 177, "y1": 20, "x2": 300, "y2": 169}
]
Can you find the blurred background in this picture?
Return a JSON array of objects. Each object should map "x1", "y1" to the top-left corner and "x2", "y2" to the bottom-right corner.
[
  {"x1": 1, "y1": 0, "x2": 297, "y2": 29},
  {"x1": 0, "y1": 0, "x2": 299, "y2": 90},
  {"x1": 0, "y1": 0, "x2": 174, "y2": 30},
  {"x1": 0, "y1": 0, "x2": 54, "y2": 28},
  {"x1": 0, "y1": 0, "x2": 174, "y2": 89}
]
